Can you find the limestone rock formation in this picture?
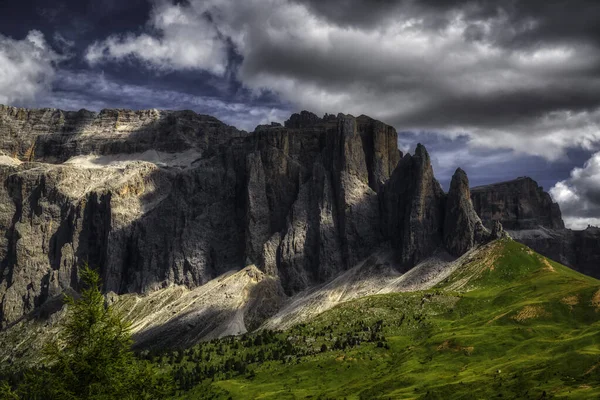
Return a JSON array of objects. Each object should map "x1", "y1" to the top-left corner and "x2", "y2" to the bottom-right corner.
[
  {"x1": 471, "y1": 176, "x2": 599, "y2": 278},
  {"x1": 284, "y1": 110, "x2": 323, "y2": 129},
  {"x1": 356, "y1": 115, "x2": 403, "y2": 191},
  {"x1": 0, "y1": 105, "x2": 491, "y2": 334},
  {"x1": 471, "y1": 177, "x2": 565, "y2": 230},
  {"x1": 490, "y1": 220, "x2": 509, "y2": 240},
  {"x1": 0, "y1": 106, "x2": 249, "y2": 328},
  {"x1": 380, "y1": 144, "x2": 446, "y2": 268},
  {"x1": 0, "y1": 105, "x2": 244, "y2": 163},
  {"x1": 443, "y1": 168, "x2": 490, "y2": 256},
  {"x1": 257, "y1": 113, "x2": 385, "y2": 293}
]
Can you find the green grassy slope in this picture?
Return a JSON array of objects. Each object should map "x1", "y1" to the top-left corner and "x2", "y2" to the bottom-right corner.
[{"x1": 165, "y1": 239, "x2": 600, "y2": 399}]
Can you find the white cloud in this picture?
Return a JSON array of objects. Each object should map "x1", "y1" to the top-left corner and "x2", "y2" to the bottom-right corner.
[
  {"x1": 0, "y1": 30, "x2": 62, "y2": 106},
  {"x1": 85, "y1": 1, "x2": 228, "y2": 75},
  {"x1": 550, "y1": 152, "x2": 600, "y2": 229},
  {"x1": 561, "y1": 217, "x2": 600, "y2": 231},
  {"x1": 467, "y1": 108, "x2": 600, "y2": 160}
]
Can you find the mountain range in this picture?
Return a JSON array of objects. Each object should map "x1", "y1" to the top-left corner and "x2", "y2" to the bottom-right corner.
[{"x1": 0, "y1": 105, "x2": 598, "y2": 366}]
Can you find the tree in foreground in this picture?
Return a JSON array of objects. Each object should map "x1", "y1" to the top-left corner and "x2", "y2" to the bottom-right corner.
[{"x1": 2, "y1": 266, "x2": 172, "y2": 400}]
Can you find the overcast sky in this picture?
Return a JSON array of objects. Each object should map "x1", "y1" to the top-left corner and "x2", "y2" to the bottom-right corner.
[{"x1": 1, "y1": 0, "x2": 600, "y2": 229}]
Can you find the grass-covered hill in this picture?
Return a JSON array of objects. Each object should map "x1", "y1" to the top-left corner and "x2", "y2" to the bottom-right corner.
[{"x1": 158, "y1": 239, "x2": 600, "y2": 399}]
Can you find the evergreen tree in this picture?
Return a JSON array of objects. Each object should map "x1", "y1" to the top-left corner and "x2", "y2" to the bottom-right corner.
[{"x1": 9, "y1": 266, "x2": 172, "y2": 399}]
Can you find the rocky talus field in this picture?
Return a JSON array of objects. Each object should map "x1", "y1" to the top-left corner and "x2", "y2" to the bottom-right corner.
[{"x1": 0, "y1": 105, "x2": 598, "y2": 398}]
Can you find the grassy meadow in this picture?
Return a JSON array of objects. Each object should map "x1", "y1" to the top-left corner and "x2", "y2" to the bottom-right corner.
[{"x1": 156, "y1": 239, "x2": 600, "y2": 399}]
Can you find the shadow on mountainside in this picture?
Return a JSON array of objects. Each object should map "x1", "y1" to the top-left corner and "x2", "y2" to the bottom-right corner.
[{"x1": 0, "y1": 109, "x2": 250, "y2": 330}]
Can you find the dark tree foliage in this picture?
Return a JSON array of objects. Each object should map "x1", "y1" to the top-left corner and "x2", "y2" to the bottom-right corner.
[{"x1": 0, "y1": 266, "x2": 173, "y2": 400}]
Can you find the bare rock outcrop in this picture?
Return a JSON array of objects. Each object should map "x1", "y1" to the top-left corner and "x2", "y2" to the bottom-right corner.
[
  {"x1": 380, "y1": 144, "x2": 446, "y2": 267},
  {"x1": 0, "y1": 105, "x2": 243, "y2": 163},
  {"x1": 444, "y1": 168, "x2": 490, "y2": 256},
  {"x1": 254, "y1": 113, "x2": 385, "y2": 294},
  {"x1": 0, "y1": 107, "x2": 406, "y2": 327},
  {"x1": 0, "y1": 106, "x2": 250, "y2": 327},
  {"x1": 283, "y1": 110, "x2": 323, "y2": 129},
  {"x1": 356, "y1": 115, "x2": 403, "y2": 191},
  {"x1": 490, "y1": 220, "x2": 509, "y2": 240},
  {"x1": 471, "y1": 176, "x2": 600, "y2": 278},
  {"x1": 0, "y1": 158, "x2": 246, "y2": 327},
  {"x1": 0, "y1": 105, "x2": 491, "y2": 332},
  {"x1": 328, "y1": 114, "x2": 381, "y2": 268},
  {"x1": 471, "y1": 177, "x2": 564, "y2": 230}
]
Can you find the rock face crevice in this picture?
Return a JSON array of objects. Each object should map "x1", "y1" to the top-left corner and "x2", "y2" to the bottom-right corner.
[
  {"x1": 356, "y1": 115, "x2": 403, "y2": 192},
  {"x1": 380, "y1": 144, "x2": 446, "y2": 268},
  {"x1": 0, "y1": 106, "x2": 491, "y2": 328}
]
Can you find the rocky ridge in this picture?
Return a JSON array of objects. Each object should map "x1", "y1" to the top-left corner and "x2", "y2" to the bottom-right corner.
[
  {"x1": 471, "y1": 176, "x2": 600, "y2": 278},
  {"x1": 0, "y1": 105, "x2": 495, "y2": 340},
  {"x1": 471, "y1": 177, "x2": 564, "y2": 230},
  {"x1": 443, "y1": 168, "x2": 492, "y2": 256}
]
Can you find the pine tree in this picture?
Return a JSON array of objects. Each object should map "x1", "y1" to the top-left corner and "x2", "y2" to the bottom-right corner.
[{"x1": 12, "y1": 266, "x2": 172, "y2": 399}]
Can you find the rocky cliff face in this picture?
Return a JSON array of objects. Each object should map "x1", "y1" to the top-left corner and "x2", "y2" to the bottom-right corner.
[
  {"x1": 443, "y1": 169, "x2": 491, "y2": 256},
  {"x1": 0, "y1": 106, "x2": 490, "y2": 330},
  {"x1": 471, "y1": 177, "x2": 565, "y2": 230},
  {"x1": 0, "y1": 105, "x2": 243, "y2": 163},
  {"x1": 380, "y1": 144, "x2": 446, "y2": 268},
  {"x1": 470, "y1": 177, "x2": 600, "y2": 278}
]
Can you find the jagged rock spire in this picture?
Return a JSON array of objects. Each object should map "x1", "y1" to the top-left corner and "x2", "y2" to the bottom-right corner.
[
  {"x1": 443, "y1": 168, "x2": 490, "y2": 256},
  {"x1": 381, "y1": 143, "x2": 446, "y2": 266}
]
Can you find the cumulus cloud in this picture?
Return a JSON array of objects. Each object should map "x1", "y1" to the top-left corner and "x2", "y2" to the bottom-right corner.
[
  {"x1": 0, "y1": 30, "x2": 62, "y2": 106},
  {"x1": 85, "y1": 0, "x2": 228, "y2": 75},
  {"x1": 85, "y1": 0, "x2": 600, "y2": 160},
  {"x1": 550, "y1": 153, "x2": 600, "y2": 229}
]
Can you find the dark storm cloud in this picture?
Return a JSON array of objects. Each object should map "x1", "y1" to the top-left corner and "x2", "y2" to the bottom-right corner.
[
  {"x1": 297, "y1": 0, "x2": 600, "y2": 48},
  {"x1": 401, "y1": 87, "x2": 600, "y2": 128},
  {"x1": 294, "y1": 0, "x2": 498, "y2": 29},
  {"x1": 492, "y1": 1, "x2": 600, "y2": 47},
  {"x1": 232, "y1": 0, "x2": 600, "y2": 154},
  {"x1": 291, "y1": 0, "x2": 408, "y2": 28},
  {"x1": 2, "y1": 0, "x2": 600, "y2": 228}
]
